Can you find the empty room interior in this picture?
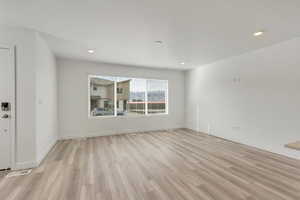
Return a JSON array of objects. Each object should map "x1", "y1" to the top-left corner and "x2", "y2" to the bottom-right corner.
[{"x1": 1, "y1": 0, "x2": 300, "y2": 199}]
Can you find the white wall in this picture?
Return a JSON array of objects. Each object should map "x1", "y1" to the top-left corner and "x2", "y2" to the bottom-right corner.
[
  {"x1": 0, "y1": 26, "x2": 58, "y2": 169},
  {"x1": 185, "y1": 37, "x2": 300, "y2": 159},
  {"x1": 0, "y1": 25, "x2": 36, "y2": 169},
  {"x1": 57, "y1": 58, "x2": 185, "y2": 139},
  {"x1": 35, "y1": 33, "x2": 58, "y2": 164}
]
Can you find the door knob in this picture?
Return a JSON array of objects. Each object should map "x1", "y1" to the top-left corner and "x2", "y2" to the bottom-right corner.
[{"x1": 1, "y1": 114, "x2": 10, "y2": 119}]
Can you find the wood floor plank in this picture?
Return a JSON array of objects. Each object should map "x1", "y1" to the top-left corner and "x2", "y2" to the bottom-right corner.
[{"x1": 1, "y1": 128, "x2": 300, "y2": 200}]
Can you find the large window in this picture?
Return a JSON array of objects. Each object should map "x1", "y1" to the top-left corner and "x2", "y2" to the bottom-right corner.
[
  {"x1": 147, "y1": 79, "x2": 168, "y2": 114},
  {"x1": 89, "y1": 75, "x2": 168, "y2": 117},
  {"x1": 89, "y1": 76, "x2": 115, "y2": 117}
]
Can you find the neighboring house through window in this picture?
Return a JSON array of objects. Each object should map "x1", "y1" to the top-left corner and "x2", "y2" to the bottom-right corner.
[{"x1": 89, "y1": 75, "x2": 168, "y2": 117}]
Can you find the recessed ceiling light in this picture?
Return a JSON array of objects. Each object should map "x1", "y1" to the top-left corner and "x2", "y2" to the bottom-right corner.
[
  {"x1": 181, "y1": 62, "x2": 185, "y2": 65},
  {"x1": 253, "y1": 31, "x2": 264, "y2": 37},
  {"x1": 155, "y1": 40, "x2": 163, "y2": 44},
  {"x1": 88, "y1": 49, "x2": 95, "y2": 54}
]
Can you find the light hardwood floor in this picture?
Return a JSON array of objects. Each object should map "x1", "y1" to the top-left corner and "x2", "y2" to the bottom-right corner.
[{"x1": 1, "y1": 129, "x2": 300, "y2": 200}]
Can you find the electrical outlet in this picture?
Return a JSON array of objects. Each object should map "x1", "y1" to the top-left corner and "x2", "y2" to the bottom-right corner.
[
  {"x1": 233, "y1": 77, "x2": 241, "y2": 83},
  {"x1": 232, "y1": 126, "x2": 240, "y2": 131},
  {"x1": 207, "y1": 124, "x2": 211, "y2": 135}
]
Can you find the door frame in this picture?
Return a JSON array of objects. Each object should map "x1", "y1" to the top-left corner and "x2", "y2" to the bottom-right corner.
[{"x1": 0, "y1": 45, "x2": 16, "y2": 169}]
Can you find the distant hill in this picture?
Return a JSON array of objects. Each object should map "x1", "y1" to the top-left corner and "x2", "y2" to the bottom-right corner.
[{"x1": 130, "y1": 91, "x2": 165, "y2": 102}]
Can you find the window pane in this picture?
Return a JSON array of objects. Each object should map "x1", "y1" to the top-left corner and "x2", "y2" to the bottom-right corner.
[
  {"x1": 90, "y1": 76, "x2": 115, "y2": 116},
  {"x1": 147, "y1": 79, "x2": 168, "y2": 114},
  {"x1": 116, "y1": 78, "x2": 146, "y2": 116},
  {"x1": 116, "y1": 77, "x2": 130, "y2": 116}
]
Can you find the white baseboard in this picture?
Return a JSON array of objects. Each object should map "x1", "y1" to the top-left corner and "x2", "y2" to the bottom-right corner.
[
  {"x1": 36, "y1": 138, "x2": 58, "y2": 166},
  {"x1": 59, "y1": 127, "x2": 183, "y2": 140},
  {"x1": 186, "y1": 127, "x2": 300, "y2": 161},
  {"x1": 14, "y1": 161, "x2": 38, "y2": 170},
  {"x1": 13, "y1": 138, "x2": 58, "y2": 170}
]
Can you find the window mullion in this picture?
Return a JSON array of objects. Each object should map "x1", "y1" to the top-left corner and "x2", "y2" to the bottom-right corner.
[
  {"x1": 114, "y1": 80, "x2": 117, "y2": 117},
  {"x1": 145, "y1": 79, "x2": 148, "y2": 115},
  {"x1": 166, "y1": 81, "x2": 169, "y2": 114}
]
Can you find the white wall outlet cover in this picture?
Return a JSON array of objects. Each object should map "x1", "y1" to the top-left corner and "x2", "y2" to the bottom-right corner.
[
  {"x1": 233, "y1": 77, "x2": 241, "y2": 83},
  {"x1": 207, "y1": 124, "x2": 211, "y2": 135},
  {"x1": 232, "y1": 126, "x2": 241, "y2": 131}
]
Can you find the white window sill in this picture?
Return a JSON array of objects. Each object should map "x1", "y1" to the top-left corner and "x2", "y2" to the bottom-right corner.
[{"x1": 88, "y1": 113, "x2": 169, "y2": 119}]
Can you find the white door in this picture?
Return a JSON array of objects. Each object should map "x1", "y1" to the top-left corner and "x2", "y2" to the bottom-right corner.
[{"x1": 0, "y1": 47, "x2": 15, "y2": 170}]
